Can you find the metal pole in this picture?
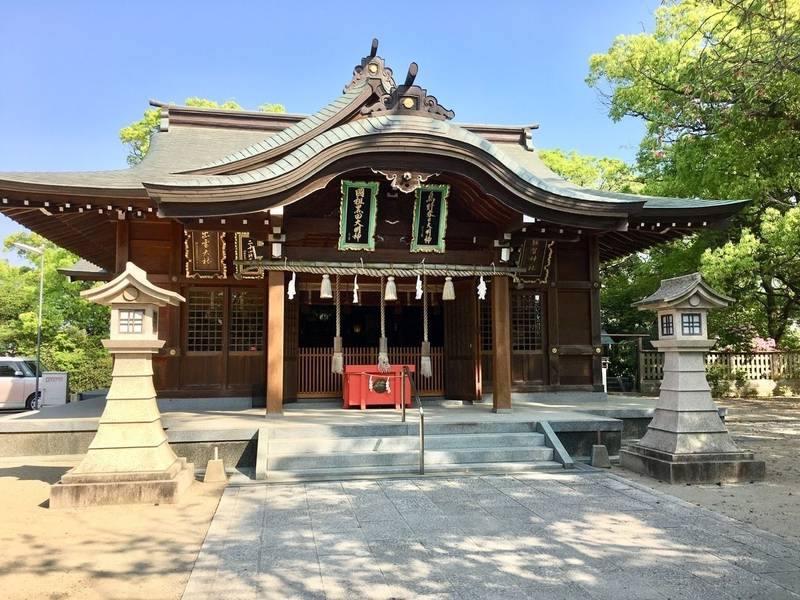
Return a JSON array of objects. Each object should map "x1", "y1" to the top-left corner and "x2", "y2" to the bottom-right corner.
[
  {"x1": 34, "y1": 250, "x2": 44, "y2": 410},
  {"x1": 400, "y1": 368, "x2": 406, "y2": 423},
  {"x1": 419, "y1": 410, "x2": 425, "y2": 475}
]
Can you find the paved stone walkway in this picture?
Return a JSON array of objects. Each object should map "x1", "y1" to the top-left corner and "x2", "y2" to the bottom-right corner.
[{"x1": 182, "y1": 471, "x2": 800, "y2": 600}]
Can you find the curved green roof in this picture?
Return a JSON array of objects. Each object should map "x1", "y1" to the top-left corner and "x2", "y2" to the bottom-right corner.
[
  {"x1": 187, "y1": 83, "x2": 371, "y2": 173},
  {"x1": 144, "y1": 114, "x2": 747, "y2": 215}
]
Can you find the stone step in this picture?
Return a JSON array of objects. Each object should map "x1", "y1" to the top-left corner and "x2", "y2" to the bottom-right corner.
[
  {"x1": 265, "y1": 460, "x2": 564, "y2": 483},
  {"x1": 267, "y1": 432, "x2": 546, "y2": 455},
  {"x1": 267, "y1": 446, "x2": 554, "y2": 471},
  {"x1": 264, "y1": 420, "x2": 540, "y2": 440}
]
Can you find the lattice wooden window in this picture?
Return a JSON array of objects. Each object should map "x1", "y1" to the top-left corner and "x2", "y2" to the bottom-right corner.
[
  {"x1": 480, "y1": 294, "x2": 493, "y2": 351},
  {"x1": 187, "y1": 290, "x2": 223, "y2": 352},
  {"x1": 229, "y1": 290, "x2": 264, "y2": 352},
  {"x1": 511, "y1": 292, "x2": 543, "y2": 351}
]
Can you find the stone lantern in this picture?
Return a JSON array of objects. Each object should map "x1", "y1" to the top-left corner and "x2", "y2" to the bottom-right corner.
[
  {"x1": 620, "y1": 273, "x2": 764, "y2": 483},
  {"x1": 50, "y1": 262, "x2": 193, "y2": 507}
]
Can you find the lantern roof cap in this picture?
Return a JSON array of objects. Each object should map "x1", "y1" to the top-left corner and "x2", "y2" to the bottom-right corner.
[
  {"x1": 80, "y1": 262, "x2": 185, "y2": 307},
  {"x1": 633, "y1": 272, "x2": 731, "y2": 311}
]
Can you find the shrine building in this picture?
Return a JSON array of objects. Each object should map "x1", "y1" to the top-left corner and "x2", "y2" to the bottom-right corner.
[{"x1": 0, "y1": 41, "x2": 747, "y2": 414}]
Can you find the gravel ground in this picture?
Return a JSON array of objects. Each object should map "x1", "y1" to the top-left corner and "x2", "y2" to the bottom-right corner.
[
  {"x1": 0, "y1": 456, "x2": 224, "y2": 600},
  {"x1": 616, "y1": 396, "x2": 800, "y2": 544}
]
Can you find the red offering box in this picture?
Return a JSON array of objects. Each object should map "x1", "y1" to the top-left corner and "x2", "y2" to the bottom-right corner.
[{"x1": 342, "y1": 364, "x2": 414, "y2": 409}]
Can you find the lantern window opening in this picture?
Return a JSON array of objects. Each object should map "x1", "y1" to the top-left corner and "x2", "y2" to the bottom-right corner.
[
  {"x1": 660, "y1": 313, "x2": 674, "y2": 337},
  {"x1": 119, "y1": 309, "x2": 145, "y2": 334},
  {"x1": 681, "y1": 313, "x2": 702, "y2": 336}
]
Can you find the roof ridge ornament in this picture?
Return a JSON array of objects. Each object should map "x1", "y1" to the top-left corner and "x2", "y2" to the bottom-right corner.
[
  {"x1": 361, "y1": 62, "x2": 455, "y2": 121},
  {"x1": 344, "y1": 38, "x2": 396, "y2": 95}
]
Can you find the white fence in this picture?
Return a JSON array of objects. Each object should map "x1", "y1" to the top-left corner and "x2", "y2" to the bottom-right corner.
[{"x1": 639, "y1": 351, "x2": 800, "y2": 396}]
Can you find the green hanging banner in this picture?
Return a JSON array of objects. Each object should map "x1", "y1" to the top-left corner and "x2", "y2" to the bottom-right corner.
[
  {"x1": 338, "y1": 180, "x2": 379, "y2": 251},
  {"x1": 411, "y1": 184, "x2": 449, "y2": 253}
]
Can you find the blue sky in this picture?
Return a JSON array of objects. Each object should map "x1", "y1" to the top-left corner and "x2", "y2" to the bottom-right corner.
[{"x1": 0, "y1": 0, "x2": 658, "y2": 264}]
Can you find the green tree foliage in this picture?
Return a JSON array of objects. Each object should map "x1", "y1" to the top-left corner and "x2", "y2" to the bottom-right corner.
[
  {"x1": 539, "y1": 148, "x2": 653, "y2": 333},
  {"x1": 702, "y1": 207, "x2": 800, "y2": 348},
  {"x1": 119, "y1": 97, "x2": 286, "y2": 165},
  {"x1": 1, "y1": 233, "x2": 112, "y2": 392},
  {"x1": 119, "y1": 107, "x2": 161, "y2": 166},
  {"x1": 538, "y1": 149, "x2": 643, "y2": 193},
  {"x1": 587, "y1": 0, "x2": 800, "y2": 347}
]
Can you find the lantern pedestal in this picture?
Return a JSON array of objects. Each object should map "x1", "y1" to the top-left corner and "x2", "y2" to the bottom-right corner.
[
  {"x1": 49, "y1": 262, "x2": 191, "y2": 508},
  {"x1": 51, "y1": 457, "x2": 195, "y2": 508},
  {"x1": 621, "y1": 273, "x2": 765, "y2": 484},
  {"x1": 620, "y1": 446, "x2": 764, "y2": 484},
  {"x1": 621, "y1": 340, "x2": 765, "y2": 484},
  {"x1": 50, "y1": 342, "x2": 194, "y2": 508}
]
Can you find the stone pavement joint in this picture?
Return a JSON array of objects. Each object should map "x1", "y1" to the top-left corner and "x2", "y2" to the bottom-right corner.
[{"x1": 182, "y1": 470, "x2": 800, "y2": 600}]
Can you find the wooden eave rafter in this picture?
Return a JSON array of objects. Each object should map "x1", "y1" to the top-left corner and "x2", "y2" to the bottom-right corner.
[
  {"x1": 599, "y1": 229, "x2": 687, "y2": 262},
  {"x1": 1, "y1": 207, "x2": 115, "y2": 269},
  {"x1": 0, "y1": 194, "x2": 156, "y2": 218}
]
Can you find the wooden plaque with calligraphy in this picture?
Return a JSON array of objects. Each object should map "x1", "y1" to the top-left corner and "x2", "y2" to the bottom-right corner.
[
  {"x1": 411, "y1": 184, "x2": 449, "y2": 253},
  {"x1": 234, "y1": 232, "x2": 266, "y2": 279},
  {"x1": 516, "y1": 239, "x2": 554, "y2": 284},
  {"x1": 184, "y1": 230, "x2": 227, "y2": 279},
  {"x1": 338, "y1": 180, "x2": 379, "y2": 251}
]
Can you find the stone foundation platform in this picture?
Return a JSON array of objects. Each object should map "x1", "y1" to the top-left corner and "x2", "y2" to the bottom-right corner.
[
  {"x1": 50, "y1": 457, "x2": 195, "y2": 508},
  {"x1": 620, "y1": 444, "x2": 765, "y2": 484}
]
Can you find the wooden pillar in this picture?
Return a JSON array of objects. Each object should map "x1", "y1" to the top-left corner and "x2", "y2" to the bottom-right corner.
[
  {"x1": 266, "y1": 271, "x2": 285, "y2": 414},
  {"x1": 115, "y1": 219, "x2": 130, "y2": 274},
  {"x1": 547, "y1": 282, "x2": 560, "y2": 387},
  {"x1": 589, "y1": 235, "x2": 604, "y2": 391},
  {"x1": 491, "y1": 276, "x2": 512, "y2": 412}
]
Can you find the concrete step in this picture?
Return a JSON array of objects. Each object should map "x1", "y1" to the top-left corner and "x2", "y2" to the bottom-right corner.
[
  {"x1": 264, "y1": 420, "x2": 540, "y2": 440},
  {"x1": 256, "y1": 422, "x2": 567, "y2": 481},
  {"x1": 265, "y1": 460, "x2": 564, "y2": 483},
  {"x1": 267, "y1": 432, "x2": 546, "y2": 455},
  {"x1": 426, "y1": 446, "x2": 554, "y2": 464},
  {"x1": 428, "y1": 431, "x2": 545, "y2": 449},
  {"x1": 267, "y1": 446, "x2": 554, "y2": 471}
]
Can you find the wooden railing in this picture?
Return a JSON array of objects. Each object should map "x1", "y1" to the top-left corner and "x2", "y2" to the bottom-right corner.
[
  {"x1": 298, "y1": 346, "x2": 444, "y2": 397},
  {"x1": 640, "y1": 351, "x2": 800, "y2": 382}
]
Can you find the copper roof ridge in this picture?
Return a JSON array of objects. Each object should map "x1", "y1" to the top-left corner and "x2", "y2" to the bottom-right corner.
[{"x1": 149, "y1": 99, "x2": 307, "y2": 121}]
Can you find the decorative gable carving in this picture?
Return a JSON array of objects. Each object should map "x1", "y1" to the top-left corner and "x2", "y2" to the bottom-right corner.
[
  {"x1": 344, "y1": 38, "x2": 396, "y2": 95},
  {"x1": 360, "y1": 62, "x2": 455, "y2": 121},
  {"x1": 371, "y1": 169, "x2": 440, "y2": 194}
]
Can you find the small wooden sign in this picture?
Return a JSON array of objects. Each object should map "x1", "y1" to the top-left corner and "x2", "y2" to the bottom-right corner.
[
  {"x1": 517, "y1": 239, "x2": 553, "y2": 284},
  {"x1": 234, "y1": 232, "x2": 266, "y2": 279},
  {"x1": 184, "y1": 230, "x2": 227, "y2": 279},
  {"x1": 411, "y1": 184, "x2": 449, "y2": 253},
  {"x1": 338, "y1": 180, "x2": 379, "y2": 251}
]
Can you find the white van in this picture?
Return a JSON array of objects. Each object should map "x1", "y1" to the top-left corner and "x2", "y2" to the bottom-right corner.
[{"x1": 0, "y1": 358, "x2": 40, "y2": 410}]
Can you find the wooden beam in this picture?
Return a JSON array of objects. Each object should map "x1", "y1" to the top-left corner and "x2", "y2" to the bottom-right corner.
[
  {"x1": 266, "y1": 271, "x2": 285, "y2": 414},
  {"x1": 491, "y1": 275, "x2": 512, "y2": 412}
]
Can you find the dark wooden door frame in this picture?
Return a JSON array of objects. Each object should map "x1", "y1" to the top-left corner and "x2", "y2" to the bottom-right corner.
[{"x1": 443, "y1": 277, "x2": 482, "y2": 402}]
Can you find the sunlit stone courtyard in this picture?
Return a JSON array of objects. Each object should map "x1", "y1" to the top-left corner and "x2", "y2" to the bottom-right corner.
[{"x1": 183, "y1": 471, "x2": 800, "y2": 600}]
